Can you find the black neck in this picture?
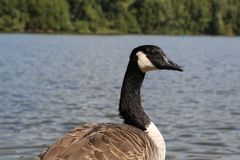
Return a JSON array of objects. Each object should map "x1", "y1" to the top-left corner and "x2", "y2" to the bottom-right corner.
[{"x1": 119, "y1": 60, "x2": 151, "y2": 130}]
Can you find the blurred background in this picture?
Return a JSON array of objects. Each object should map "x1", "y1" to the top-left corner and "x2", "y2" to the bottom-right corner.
[
  {"x1": 0, "y1": 0, "x2": 240, "y2": 35},
  {"x1": 0, "y1": 1, "x2": 240, "y2": 160}
]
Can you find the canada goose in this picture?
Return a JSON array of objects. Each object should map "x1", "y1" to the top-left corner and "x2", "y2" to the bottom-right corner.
[{"x1": 35, "y1": 45, "x2": 183, "y2": 160}]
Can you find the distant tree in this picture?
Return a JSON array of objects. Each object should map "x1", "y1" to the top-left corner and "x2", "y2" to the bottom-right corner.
[
  {"x1": 136, "y1": 0, "x2": 186, "y2": 34},
  {"x1": 0, "y1": 0, "x2": 239, "y2": 35},
  {"x1": 100, "y1": 0, "x2": 140, "y2": 33},
  {"x1": 222, "y1": 0, "x2": 239, "y2": 35},
  {"x1": 186, "y1": 0, "x2": 212, "y2": 34},
  {"x1": 0, "y1": 0, "x2": 28, "y2": 32},
  {"x1": 206, "y1": 0, "x2": 226, "y2": 35},
  {"x1": 26, "y1": 0, "x2": 72, "y2": 32},
  {"x1": 169, "y1": 0, "x2": 190, "y2": 34},
  {"x1": 237, "y1": 1, "x2": 240, "y2": 34},
  {"x1": 68, "y1": 0, "x2": 106, "y2": 33}
]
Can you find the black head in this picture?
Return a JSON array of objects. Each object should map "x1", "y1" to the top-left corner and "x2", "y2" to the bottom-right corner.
[{"x1": 130, "y1": 45, "x2": 183, "y2": 72}]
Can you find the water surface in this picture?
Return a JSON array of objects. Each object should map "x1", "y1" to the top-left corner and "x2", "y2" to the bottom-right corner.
[{"x1": 0, "y1": 34, "x2": 240, "y2": 160}]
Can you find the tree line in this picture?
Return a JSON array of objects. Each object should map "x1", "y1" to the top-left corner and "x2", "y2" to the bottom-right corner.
[{"x1": 0, "y1": 0, "x2": 239, "y2": 35}]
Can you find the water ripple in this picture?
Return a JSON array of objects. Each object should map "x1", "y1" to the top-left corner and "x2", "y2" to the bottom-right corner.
[{"x1": 0, "y1": 35, "x2": 240, "y2": 160}]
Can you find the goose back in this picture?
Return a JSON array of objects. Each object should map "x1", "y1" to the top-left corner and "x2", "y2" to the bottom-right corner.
[{"x1": 35, "y1": 123, "x2": 159, "y2": 160}]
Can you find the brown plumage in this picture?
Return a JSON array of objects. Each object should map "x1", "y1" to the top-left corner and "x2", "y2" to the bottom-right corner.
[{"x1": 35, "y1": 123, "x2": 158, "y2": 160}]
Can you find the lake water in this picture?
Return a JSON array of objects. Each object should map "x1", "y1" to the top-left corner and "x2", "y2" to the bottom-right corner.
[{"x1": 0, "y1": 34, "x2": 240, "y2": 160}]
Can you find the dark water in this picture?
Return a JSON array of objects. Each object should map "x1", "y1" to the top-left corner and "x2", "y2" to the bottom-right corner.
[{"x1": 0, "y1": 34, "x2": 240, "y2": 160}]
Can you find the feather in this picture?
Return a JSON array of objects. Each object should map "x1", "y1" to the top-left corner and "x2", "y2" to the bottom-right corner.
[{"x1": 36, "y1": 123, "x2": 158, "y2": 160}]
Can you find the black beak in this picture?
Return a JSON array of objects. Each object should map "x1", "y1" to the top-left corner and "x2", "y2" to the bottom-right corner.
[{"x1": 154, "y1": 55, "x2": 183, "y2": 72}]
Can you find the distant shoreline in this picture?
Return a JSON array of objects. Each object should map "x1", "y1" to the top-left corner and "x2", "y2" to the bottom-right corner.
[
  {"x1": 0, "y1": 32, "x2": 238, "y2": 37},
  {"x1": 1, "y1": 0, "x2": 239, "y2": 36}
]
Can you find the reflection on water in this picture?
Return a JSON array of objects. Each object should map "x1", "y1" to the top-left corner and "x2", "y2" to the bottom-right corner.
[{"x1": 0, "y1": 34, "x2": 240, "y2": 160}]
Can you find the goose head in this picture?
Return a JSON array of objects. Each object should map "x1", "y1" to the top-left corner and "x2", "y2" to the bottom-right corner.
[{"x1": 130, "y1": 45, "x2": 183, "y2": 73}]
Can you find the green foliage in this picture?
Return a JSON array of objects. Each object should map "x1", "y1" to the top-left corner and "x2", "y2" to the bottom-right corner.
[
  {"x1": 207, "y1": 0, "x2": 226, "y2": 35},
  {"x1": 26, "y1": 0, "x2": 72, "y2": 32},
  {"x1": 0, "y1": 0, "x2": 239, "y2": 35},
  {"x1": 103, "y1": 0, "x2": 140, "y2": 33},
  {"x1": 73, "y1": 20, "x2": 90, "y2": 33},
  {"x1": 68, "y1": 0, "x2": 104, "y2": 33},
  {"x1": 186, "y1": 0, "x2": 212, "y2": 34},
  {"x1": 0, "y1": 0, "x2": 28, "y2": 32}
]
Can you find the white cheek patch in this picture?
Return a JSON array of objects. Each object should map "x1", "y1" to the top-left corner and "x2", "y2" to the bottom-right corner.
[{"x1": 136, "y1": 51, "x2": 157, "y2": 72}]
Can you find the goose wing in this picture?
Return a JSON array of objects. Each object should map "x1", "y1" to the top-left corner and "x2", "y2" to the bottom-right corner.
[{"x1": 35, "y1": 123, "x2": 157, "y2": 160}]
